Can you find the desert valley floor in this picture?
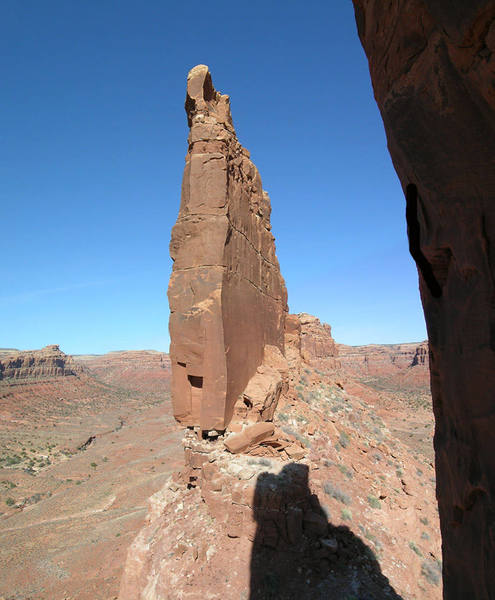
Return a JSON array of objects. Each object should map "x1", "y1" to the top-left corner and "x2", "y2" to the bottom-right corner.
[{"x1": 0, "y1": 330, "x2": 441, "y2": 600}]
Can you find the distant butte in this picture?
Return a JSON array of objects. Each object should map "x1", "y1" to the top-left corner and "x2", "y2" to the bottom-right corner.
[{"x1": 167, "y1": 65, "x2": 288, "y2": 435}]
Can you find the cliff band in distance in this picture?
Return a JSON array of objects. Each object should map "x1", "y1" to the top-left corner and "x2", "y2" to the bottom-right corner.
[{"x1": 168, "y1": 65, "x2": 288, "y2": 434}]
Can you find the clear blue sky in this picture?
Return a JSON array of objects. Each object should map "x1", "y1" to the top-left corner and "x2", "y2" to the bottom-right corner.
[{"x1": 0, "y1": 0, "x2": 426, "y2": 355}]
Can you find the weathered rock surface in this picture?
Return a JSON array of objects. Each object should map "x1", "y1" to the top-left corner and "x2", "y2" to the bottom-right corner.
[
  {"x1": 339, "y1": 341, "x2": 429, "y2": 385},
  {"x1": 0, "y1": 345, "x2": 80, "y2": 381},
  {"x1": 352, "y1": 1, "x2": 495, "y2": 597},
  {"x1": 168, "y1": 65, "x2": 288, "y2": 433},
  {"x1": 299, "y1": 313, "x2": 340, "y2": 373},
  {"x1": 120, "y1": 364, "x2": 441, "y2": 600}
]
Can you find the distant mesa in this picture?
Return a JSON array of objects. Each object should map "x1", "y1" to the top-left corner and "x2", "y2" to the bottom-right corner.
[{"x1": 0, "y1": 344, "x2": 80, "y2": 381}]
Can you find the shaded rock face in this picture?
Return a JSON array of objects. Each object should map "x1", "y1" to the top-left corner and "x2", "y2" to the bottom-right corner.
[
  {"x1": 0, "y1": 345, "x2": 79, "y2": 381},
  {"x1": 352, "y1": 1, "x2": 495, "y2": 597},
  {"x1": 168, "y1": 65, "x2": 288, "y2": 433}
]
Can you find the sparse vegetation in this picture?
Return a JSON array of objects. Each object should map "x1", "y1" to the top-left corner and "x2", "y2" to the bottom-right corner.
[
  {"x1": 421, "y1": 558, "x2": 442, "y2": 586},
  {"x1": 324, "y1": 482, "x2": 351, "y2": 505},
  {"x1": 367, "y1": 495, "x2": 381, "y2": 509},
  {"x1": 337, "y1": 463, "x2": 353, "y2": 479},
  {"x1": 338, "y1": 431, "x2": 350, "y2": 449},
  {"x1": 5, "y1": 497, "x2": 15, "y2": 506},
  {"x1": 341, "y1": 508, "x2": 352, "y2": 521},
  {"x1": 409, "y1": 541, "x2": 423, "y2": 556}
]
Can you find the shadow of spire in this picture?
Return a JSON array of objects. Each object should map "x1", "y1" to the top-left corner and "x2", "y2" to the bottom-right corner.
[{"x1": 249, "y1": 463, "x2": 403, "y2": 600}]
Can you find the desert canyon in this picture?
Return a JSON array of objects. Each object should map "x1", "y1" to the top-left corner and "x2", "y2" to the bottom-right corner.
[{"x1": 1, "y1": 2, "x2": 494, "y2": 599}]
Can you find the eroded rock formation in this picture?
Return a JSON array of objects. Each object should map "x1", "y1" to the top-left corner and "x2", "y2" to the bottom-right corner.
[
  {"x1": 298, "y1": 313, "x2": 340, "y2": 373},
  {"x1": 168, "y1": 65, "x2": 288, "y2": 434},
  {"x1": 352, "y1": 1, "x2": 495, "y2": 597},
  {"x1": 0, "y1": 345, "x2": 79, "y2": 381},
  {"x1": 339, "y1": 341, "x2": 429, "y2": 385}
]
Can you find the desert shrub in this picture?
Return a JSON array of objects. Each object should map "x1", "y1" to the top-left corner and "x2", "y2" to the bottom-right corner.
[
  {"x1": 341, "y1": 508, "x2": 352, "y2": 521},
  {"x1": 5, "y1": 497, "x2": 15, "y2": 506},
  {"x1": 277, "y1": 412, "x2": 289, "y2": 422},
  {"x1": 421, "y1": 531, "x2": 430, "y2": 540},
  {"x1": 1, "y1": 480, "x2": 16, "y2": 489},
  {"x1": 324, "y1": 482, "x2": 351, "y2": 505},
  {"x1": 371, "y1": 451, "x2": 382, "y2": 463},
  {"x1": 421, "y1": 559, "x2": 442, "y2": 586},
  {"x1": 281, "y1": 426, "x2": 311, "y2": 448},
  {"x1": 338, "y1": 431, "x2": 350, "y2": 449},
  {"x1": 419, "y1": 516, "x2": 429, "y2": 526},
  {"x1": 364, "y1": 529, "x2": 382, "y2": 550},
  {"x1": 367, "y1": 495, "x2": 381, "y2": 509},
  {"x1": 337, "y1": 464, "x2": 353, "y2": 479},
  {"x1": 321, "y1": 504, "x2": 331, "y2": 520},
  {"x1": 90, "y1": 462, "x2": 97, "y2": 468},
  {"x1": 409, "y1": 541, "x2": 423, "y2": 556}
]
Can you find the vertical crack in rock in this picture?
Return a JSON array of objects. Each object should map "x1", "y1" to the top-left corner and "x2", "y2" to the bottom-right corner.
[{"x1": 168, "y1": 65, "x2": 288, "y2": 434}]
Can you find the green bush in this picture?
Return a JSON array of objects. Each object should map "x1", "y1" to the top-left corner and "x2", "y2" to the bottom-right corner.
[
  {"x1": 341, "y1": 508, "x2": 352, "y2": 521},
  {"x1": 409, "y1": 541, "x2": 423, "y2": 557},
  {"x1": 5, "y1": 497, "x2": 15, "y2": 506},
  {"x1": 337, "y1": 464, "x2": 353, "y2": 479},
  {"x1": 367, "y1": 495, "x2": 381, "y2": 509}
]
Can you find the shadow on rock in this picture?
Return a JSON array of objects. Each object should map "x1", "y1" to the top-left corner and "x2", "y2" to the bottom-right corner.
[{"x1": 249, "y1": 463, "x2": 403, "y2": 600}]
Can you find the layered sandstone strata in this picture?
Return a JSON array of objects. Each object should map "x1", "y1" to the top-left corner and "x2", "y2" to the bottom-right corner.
[
  {"x1": 0, "y1": 345, "x2": 79, "y2": 381},
  {"x1": 352, "y1": 1, "x2": 495, "y2": 597},
  {"x1": 298, "y1": 313, "x2": 340, "y2": 372},
  {"x1": 338, "y1": 341, "x2": 429, "y2": 386},
  {"x1": 168, "y1": 65, "x2": 288, "y2": 433}
]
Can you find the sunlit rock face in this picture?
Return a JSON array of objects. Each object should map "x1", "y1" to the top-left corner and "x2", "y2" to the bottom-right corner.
[
  {"x1": 0, "y1": 345, "x2": 79, "y2": 380},
  {"x1": 352, "y1": 1, "x2": 495, "y2": 597},
  {"x1": 168, "y1": 65, "x2": 288, "y2": 433}
]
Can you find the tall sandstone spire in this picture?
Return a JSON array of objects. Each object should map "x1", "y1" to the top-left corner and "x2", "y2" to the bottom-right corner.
[{"x1": 168, "y1": 65, "x2": 288, "y2": 434}]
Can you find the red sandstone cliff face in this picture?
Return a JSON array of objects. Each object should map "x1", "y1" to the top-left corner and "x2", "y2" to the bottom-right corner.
[
  {"x1": 298, "y1": 313, "x2": 340, "y2": 373},
  {"x1": 352, "y1": 2, "x2": 495, "y2": 597},
  {"x1": 168, "y1": 65, "x2": 288, "y2": 434},
  {"x1": 0, "y1": 345, "x2": 80, "y2": 380},
  {"x1": 339, "y1": 341, "x2": 429, "y2": 385}
]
